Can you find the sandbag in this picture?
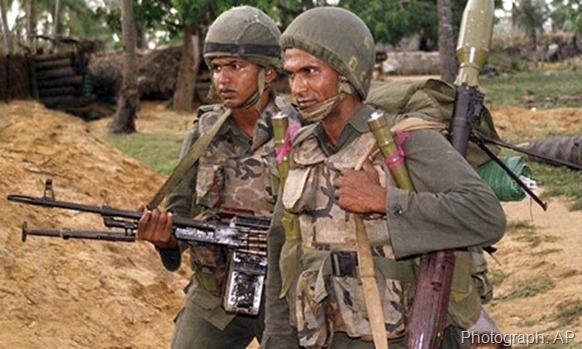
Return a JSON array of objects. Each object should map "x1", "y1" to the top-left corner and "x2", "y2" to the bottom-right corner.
[{"x1": 476, "y1": 156, "x2": 532, "y2": 201}]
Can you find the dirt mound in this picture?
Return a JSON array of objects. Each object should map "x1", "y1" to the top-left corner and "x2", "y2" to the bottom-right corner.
[{"x1": 0, "y1": 101, "x2": 187, "y2": 348}]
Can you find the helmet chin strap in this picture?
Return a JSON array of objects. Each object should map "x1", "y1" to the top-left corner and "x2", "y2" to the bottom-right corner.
[
  {"x1": 239, "y1": 68, "x2": 266, "y2": 111},
  {"x1": 299, "y1": 77, "x2": 355, "y2": 122}
]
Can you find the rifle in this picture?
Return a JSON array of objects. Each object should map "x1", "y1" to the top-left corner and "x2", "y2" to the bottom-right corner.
[
  {"x1": 7, "y1": 179, "x2": 269, "y2": 316},
  {"x1": 406, "y1": 1, "x2": 496, "y2": 348},
  {"x1": 454, "y1": 88, "x2": 548, "y2": 210}
]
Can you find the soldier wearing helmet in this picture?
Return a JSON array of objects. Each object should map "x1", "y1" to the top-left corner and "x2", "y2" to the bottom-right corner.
[
  {"x1": 137, "y1": 6, "x2": 299, "y2": 349},
  {"x1": 262, "y1": 7, "x2": 505, "y2": 349}
]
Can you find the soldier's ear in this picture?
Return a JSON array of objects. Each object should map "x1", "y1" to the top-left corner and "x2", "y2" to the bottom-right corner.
[{"x1": 265, "y1": 67, "x2": 277, "y2": 84}]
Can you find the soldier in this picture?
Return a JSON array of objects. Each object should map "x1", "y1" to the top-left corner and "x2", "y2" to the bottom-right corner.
[
  {"x1": 262, "y1": 7, "x2": 506, "y2": 349},
  {"x1": 136, "y1": 6, "x2": 299, "y2": 349}
]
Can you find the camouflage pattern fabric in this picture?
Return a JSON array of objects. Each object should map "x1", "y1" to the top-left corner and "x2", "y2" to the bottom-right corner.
[
  {"x1": 278, "y1": 109, "x2": 489, "y2": 347},
  {"x1": 184, "y1": 95, "x2": 297, "y2": 298},
  {"x1": 282, "y1": 130, "x2": 414, "y2": 346},
  {"x1": 195, "y1": 110, "x2": 278, "y2": 216}
]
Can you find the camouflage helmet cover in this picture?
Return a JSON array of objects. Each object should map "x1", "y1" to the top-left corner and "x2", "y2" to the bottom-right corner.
[
  {"x1": 280, "y1": 7, "x2": 375, "y2": 99},
  {"x1": 203, "y1": 6, "x2": 282, "y2": 69}
]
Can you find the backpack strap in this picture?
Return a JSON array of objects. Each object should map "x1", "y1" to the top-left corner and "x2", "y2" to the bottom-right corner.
[
  {"x1": 391, "y1": 115, "x2": 447, "y2": 133},
  {"x1": 147, "y1": 108, "x2": 231, "y2": 209},
  {"x1": 353, "y1": 148, "x2": 388, "y2": 349}
]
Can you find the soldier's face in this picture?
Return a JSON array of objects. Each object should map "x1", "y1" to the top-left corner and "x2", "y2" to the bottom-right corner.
[
  {"x1": 210, "y1": 57, "x2": 261, "y2": 108},
  {"x1": 283, "y1": 48, "x2": 340, "y2": 110}
]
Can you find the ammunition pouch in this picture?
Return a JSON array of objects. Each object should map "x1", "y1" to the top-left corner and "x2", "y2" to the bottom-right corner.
[{"x1": 294, "y1": 247, "x2": 416, "y2": 346}]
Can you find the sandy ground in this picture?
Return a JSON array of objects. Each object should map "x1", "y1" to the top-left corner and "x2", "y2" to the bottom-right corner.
[{"x1": 0, "y1": 100, "x2": 580, "y2": 348}]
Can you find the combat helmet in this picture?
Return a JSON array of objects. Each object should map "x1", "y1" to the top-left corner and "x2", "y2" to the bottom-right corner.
[
  {"x1": 280, "y1": 7, "x2": 375, "y2": 99},
  {"x1": 203, "y1": 6, "x2": 282, "y2": 69}
]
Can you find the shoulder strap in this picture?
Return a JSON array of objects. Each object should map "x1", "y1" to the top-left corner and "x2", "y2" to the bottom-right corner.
[
  {"x1": 391, "y1": 115, "x2": 447, "y2": 133},
  {"x1": 353, "y1": 148, "x2": 388, "y2": 349},
  {"x1": 146, "y1": 108, "x2": 231, "y2": 209}
]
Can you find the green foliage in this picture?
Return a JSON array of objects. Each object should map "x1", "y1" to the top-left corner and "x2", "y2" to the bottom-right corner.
[
  {"x1": 542, "y1": 300, "x2": 582, "y2": 327},
  {"x1": 10, "y1": 0, "x2": 111, "y2": 44},
  {"x1": 512, "y1": 0, "x2": 550, "y2": 47},
  {"x1": 528, "y1": 161, "x2": 582, "y2": 211},
  {"x1": 337, "y1": 0, "x2": 466, "y2": 50},
  {"x1": 500, "y1": 277, "x2": 555, "y2": 300},
  {"x1": 481, "y1": 67, "x2": 582, "y2": 108},
  {"x1": 170, "y1": 0, "x2": 214, "y2": 27},
  {"x1": 101, "y1": 132, "x2": 183, "y2": 175},
  {"x1": 551, "y1": 0, "x2": 582, "y2": 35},
  {"x1": 506, "y1": 219, "x2": 536, "y2": 232},
  {"x1": 340, "y1": 0, "x2": 434, "y2": 47}
]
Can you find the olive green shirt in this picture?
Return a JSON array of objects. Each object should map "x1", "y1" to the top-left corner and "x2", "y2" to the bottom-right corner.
[
  {"x1": 261, "y1": 105, "x2": 506, "y2": 347},
  {"x1": 157, "y1": 93, "x2": 299, "y2": 330}
]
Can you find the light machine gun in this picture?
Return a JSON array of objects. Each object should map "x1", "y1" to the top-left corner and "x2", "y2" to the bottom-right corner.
[{"x1": 7, "y1": 179, "x2": 269, "y2": 316}]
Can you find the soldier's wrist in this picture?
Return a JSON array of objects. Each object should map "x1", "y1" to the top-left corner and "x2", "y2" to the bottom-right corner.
[{"x1": 156, "y1": 236, "x2": 179, "y2": 250}]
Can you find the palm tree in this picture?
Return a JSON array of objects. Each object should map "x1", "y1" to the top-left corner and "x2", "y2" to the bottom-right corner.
[
  {"x1": 108, "y1": 0, "x2": 138, "y2": 133},
  {"x1": 1, "y1": 0, "x2": 15, "y2": 53},
  {"x1": 437, "y1": 0, "x2": 456, "y2": 83}
]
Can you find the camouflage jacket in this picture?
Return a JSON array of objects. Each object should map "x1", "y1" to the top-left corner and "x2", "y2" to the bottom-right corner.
[
  {"x1": 262, "y1": 105, "x2": 506, "y2": 348},
  {"x1": 158, "y1": 92, "x2": 299, "y2": 330}
]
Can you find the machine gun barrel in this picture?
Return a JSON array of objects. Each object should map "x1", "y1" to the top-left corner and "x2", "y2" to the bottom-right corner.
[
  {"x1": 7, "y1": 192, "x2": 270, "y2": 234},
  {"x1": 473, "y1": 132, "x2": 582, "y2": 171},
  {"x1": 8, "y1": 179, "x2": 270, "y2": 317},
  {"x1": 21, "y1": 223, "x2": 268, "y2": 251},
  {"x1": 21, "y1": 223, "x2": 135, "y2": 242}
]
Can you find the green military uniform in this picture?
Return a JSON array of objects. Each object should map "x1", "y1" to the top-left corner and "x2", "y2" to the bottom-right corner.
[
  {"x1": 264, "y1": 106, "x2": 506, "y2": 349},
  {"x1": 261, "y1": 7, "x2": 507, "y2": 349},
  {"x1": 158, "y1": 93, "x2": 299, "y2": 349},
  {"x1": 154, "y1": 6, "x2": 301, "y2": 349}
]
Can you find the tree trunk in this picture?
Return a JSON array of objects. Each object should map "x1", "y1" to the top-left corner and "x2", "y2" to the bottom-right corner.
[
  {"x1": 27, "y1": 0, "x2": 37, "y2": 47},
  {"x1": 52, "y1": 0, "x2": 61, "y2": 52},
  {"x1": 437, "y1": 0, "x2": 456, "y2": 84},
  {"x1": 136, "y1": 26, "x2": 148, "y2": 50},
  {"x1": 1, "y1": 0, "x2": 14, "y2": 53},
  {"x1": 109, "y1": 0, "x2": 138, "y2": 134},
  {"x1": 172, "y1": 24, "x2": 200, "y2": 112}
]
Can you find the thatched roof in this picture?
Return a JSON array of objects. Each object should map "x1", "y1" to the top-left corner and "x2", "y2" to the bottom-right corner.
[
  {"x1": 138, "y1": 45, "x2": 183, "y2": 99},
  {"x1": 88, "y1": 46, "x2": 193, "y2": 102}
]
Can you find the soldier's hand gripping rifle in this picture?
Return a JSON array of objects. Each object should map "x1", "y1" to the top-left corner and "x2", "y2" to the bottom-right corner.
[{"x1": 7, "y1": 179, "x2": 269, "y2": 316}]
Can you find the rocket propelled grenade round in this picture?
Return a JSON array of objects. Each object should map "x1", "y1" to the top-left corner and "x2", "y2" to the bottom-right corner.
[{"x1": 455, "y1": 0, "x2": 494, "y2": 87}]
